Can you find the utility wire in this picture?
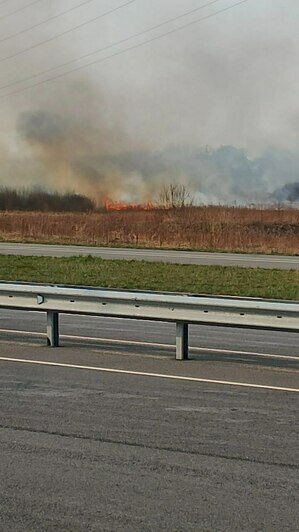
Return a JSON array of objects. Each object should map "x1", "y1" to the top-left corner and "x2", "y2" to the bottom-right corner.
[
  {"x1": 0, "y1": 0, "x2": 223, "y2": 86},
  {"x1": 0, "y1": 0, "x2": 137, "y2": 61},
  {"x1": 0, "y1": 0, "x2": 44, "y2": 21},
  {"x1": 0, "y1": 0, "x2": 21, "y2": 6},
  {"x1": 1, "y1": 0, "x2": 252, "y2": 99},
  {"x1": 0, "y1": 0, "x2": 98, "y2": 43},
  {"x1": 0, "y1": 0, "x2": 13, "y2": 7}
]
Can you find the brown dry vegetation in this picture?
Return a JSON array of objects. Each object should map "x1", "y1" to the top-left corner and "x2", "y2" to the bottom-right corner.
[{"x1": 0, "y1": 206, "x2": 298, "y2": 254}]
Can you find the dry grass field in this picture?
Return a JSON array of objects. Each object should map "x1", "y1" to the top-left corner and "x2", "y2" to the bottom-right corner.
[{"x1": 0, "y1": 206, "x2": 298, "y2": 254}]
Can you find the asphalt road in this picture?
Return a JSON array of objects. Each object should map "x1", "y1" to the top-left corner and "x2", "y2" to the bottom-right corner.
[
  {"x1": 0, "y1": 242, "x2": 298, "y2": 269},
  {"x1": 0, "y1": 311, "x2": 298, "y2": 530},
  {"x1": 0, "y1": 346, "x2": 298, "y2": 530}
]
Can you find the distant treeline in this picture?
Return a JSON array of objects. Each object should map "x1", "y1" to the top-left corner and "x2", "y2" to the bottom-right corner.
[{"x1": 0, "y1": 188, "x2": 95, "y2": 212}]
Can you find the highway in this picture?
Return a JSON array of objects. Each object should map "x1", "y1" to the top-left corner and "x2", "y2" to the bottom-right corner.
[
  {"x1": 0, "y1": 311, "x2": 298, "y2": 530},
  {"x1": 0, "y1": 242, "x2": 298, "y2": 269}
]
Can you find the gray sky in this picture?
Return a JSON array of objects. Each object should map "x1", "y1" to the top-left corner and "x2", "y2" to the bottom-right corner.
[{"x1": 0, "y1": 0, "x2": 298, "y2": 201}]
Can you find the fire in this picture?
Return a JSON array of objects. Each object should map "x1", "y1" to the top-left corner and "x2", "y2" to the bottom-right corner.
[{"x1": 104, "y1": 199, "x2": 155, "y2": 211}]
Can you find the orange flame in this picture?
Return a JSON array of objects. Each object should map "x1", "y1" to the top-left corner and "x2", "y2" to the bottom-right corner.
[{"x1": 104, "y1": 199, "x2": 155, "y2": 211}]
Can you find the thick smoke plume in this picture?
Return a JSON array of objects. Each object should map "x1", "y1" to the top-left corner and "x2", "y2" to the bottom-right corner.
[
  {"x1": 15, "y1": 102, "x2": 299, "y2": 204},
  {"x1": 0, "y1": 0, "x2": 299, "y2": 204}
]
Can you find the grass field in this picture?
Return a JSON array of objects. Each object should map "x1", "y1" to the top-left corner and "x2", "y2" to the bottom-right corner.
[
  {"x1": 0, "y1": 255, "x2": 298, "y2": 300},
  {"x1": 0, "y1": 205, "x2": 298, "y2": 254}
]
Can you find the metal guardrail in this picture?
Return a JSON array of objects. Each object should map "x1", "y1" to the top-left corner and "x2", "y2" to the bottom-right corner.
[{"x1": 0, "y1": 281, "x2": 298, "y2": 360}]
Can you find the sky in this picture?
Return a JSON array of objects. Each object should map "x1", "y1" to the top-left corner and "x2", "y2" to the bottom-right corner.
[{"x1": 0, "y1": 0, "x2": 298, "y2": 203}]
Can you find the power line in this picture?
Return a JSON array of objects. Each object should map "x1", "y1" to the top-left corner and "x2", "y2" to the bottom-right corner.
[
  {"x1": 0, "y1": 0, "x2": 13, "y2": 7},
  {"x1": 0, "y1": 0, "x2": 137, "y2": 61},
  {"x1": 0, "y1": 0, "x2": 223, "y2": 87},
  {"x1": 0, "y1": 0, "x2": 20, "y2": 6},
  {"x1": 1, "y1": 0, "x2": 252, "y2": 99},
  {"x1": 0, "y1": 0, "x2": 44, "y2": 21},
  {"x1": 0, "y1": 0, "x2": 98, "y2": 44}
]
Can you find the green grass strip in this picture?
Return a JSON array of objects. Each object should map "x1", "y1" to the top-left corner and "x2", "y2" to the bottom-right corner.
[{"x1": 0, "y1": 255, "x2": 298, "y2": 300}]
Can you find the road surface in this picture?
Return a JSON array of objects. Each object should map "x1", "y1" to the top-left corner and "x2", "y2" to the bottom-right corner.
[
  {"x1": 1, "y1": 312, "x2": 298, "y2": 531},
  {"x1": 0, "y1": 242, "x2": 298, "y2": 269}
]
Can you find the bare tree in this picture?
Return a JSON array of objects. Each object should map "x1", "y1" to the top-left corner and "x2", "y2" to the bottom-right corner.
[{"x1": 157, "y1": 183, "x2": 193, "y2": 209}]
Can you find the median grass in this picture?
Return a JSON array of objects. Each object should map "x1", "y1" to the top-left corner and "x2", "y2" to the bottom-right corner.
[{"x1": 0, "y1": 255, "x2": 298, "y2": 300}]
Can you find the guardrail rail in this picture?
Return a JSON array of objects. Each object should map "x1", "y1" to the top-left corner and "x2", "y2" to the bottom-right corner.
[{"x1": 0, "y1": 281, "x2": 298, "y2": 360}]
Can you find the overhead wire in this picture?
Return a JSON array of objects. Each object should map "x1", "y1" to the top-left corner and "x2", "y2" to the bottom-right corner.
[
  {"x1": 0, "y1": 0, "x2": 223, "y2": 88},
  {"x1": 1, "y1": 0, "x2": 252, "y2": 99},
  {"x1": 0, "y1": 0, "x2": 100, "y2": 44},
  {"x1": 0, "y1": 0, "x2": 137, "y2": 61},
  {"x1": 0, "y1": 0, "x2": 44, "y2": 21},
  {"x1": 0, "y1": 0, "x2": 13, "y2": 6}
]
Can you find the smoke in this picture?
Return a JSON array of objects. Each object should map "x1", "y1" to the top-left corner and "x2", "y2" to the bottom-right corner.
[
  {"x1": 272, "y1": 182, "x2": 299, "y2": 203},
  {"x1": 14, "y1": 81, "x2": 150, "y2": 203},
  {"x1": 10, "y1": 99, "x2": 299, "y2": 204},
  {"x1": 12, "y1": 78, "x2": 172, "y2": 203},
  {"x1": 0, "y1": 0, "x2": 299, "y2": 204}
]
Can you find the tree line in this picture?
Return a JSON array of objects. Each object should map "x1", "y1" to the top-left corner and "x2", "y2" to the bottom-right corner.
[
  {"x1": 0, "y1": 183, "x2": 193, "y2": 212},
  {"x1": 0, "y1": 188, "x2": 95, "y2": 212}
]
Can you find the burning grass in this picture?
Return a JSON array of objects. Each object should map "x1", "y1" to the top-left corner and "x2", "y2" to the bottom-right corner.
[
  {"x1": 0, "y1": 255, "x2": 298, "y2": 300},
  {"x1": 0, "y1": 205, "x2": 298, "y2": 254}
]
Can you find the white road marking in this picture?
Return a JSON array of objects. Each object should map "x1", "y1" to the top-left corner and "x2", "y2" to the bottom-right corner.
[
  {"x1": 0, "y1": 356, "x2": 298, "y2": 393},
  {"x1": 0, "y1": 328, "x2": 298, "y2": 361}
]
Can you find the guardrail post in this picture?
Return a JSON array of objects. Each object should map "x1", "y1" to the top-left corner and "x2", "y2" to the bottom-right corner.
[
  {"x1": 47, "y1": 311, "x2": 59, "y2": 347},
  {"x1": 176, "y1": 322, "x2": 189, "y2": 360}
]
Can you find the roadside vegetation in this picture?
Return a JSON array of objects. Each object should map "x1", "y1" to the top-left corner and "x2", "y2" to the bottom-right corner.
[
  {"x1": 0, "y1": 255, "x2": 298, "y2": 300},
  {"x1": 0, "y1": 205, "x2": 298, "y2": 254},
  {"x1": 0, "y1": 186, "x2": 298, "y2": 254}
]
